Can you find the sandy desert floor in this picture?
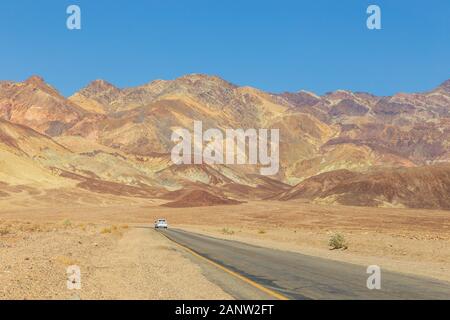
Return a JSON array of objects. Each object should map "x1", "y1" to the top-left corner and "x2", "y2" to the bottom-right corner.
[
  {"x1": 0, "y1": 219, "x2": 231, "y2": 299},
  {"x1": 1, "y1": 190, "x2": 450, "y2": 297}
]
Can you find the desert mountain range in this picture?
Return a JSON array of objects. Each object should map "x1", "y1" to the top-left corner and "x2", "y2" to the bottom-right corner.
[{"x1": 1, "y1": 74, "x2": 449, "y2": 209}]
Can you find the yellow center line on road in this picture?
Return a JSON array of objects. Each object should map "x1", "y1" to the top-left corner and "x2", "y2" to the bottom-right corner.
[{"x1": 157, "y1": 230, "x2": 290, "y2": 301}]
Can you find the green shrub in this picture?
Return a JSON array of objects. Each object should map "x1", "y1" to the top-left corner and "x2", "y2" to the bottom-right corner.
[
  {"x1": 62, "y1": 219, "x2": 72, "y2": 227},
  {"x1": 329, "y1": 233, "x2": 348, "y2": 250}
]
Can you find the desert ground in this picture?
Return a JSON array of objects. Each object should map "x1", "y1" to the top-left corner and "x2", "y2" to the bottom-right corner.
[
  {"x1": 0, "y1": 214, "x2": 231, "y2": 299},
  {"x1": 1, "y1": 190, "x2": 449, "y2": 298}
]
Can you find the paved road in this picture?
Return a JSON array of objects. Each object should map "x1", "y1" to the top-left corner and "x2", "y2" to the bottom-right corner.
[{"x1": 160, "y1": 228, "x2": 450, "y2": 300}]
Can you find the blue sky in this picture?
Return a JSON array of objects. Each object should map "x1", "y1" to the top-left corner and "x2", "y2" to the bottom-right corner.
[{"x1": 0, "y1": 0, "x2": 449, "y2": 96}]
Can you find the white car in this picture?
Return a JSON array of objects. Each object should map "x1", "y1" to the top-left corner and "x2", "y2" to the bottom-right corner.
[{"x1": 154, "y1": 219, "x2": 168, "y2": 229}]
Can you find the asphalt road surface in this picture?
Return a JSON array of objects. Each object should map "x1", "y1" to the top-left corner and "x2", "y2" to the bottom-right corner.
[{"x1": 160, "y1": 228, "x2": 450, "y2": 300}]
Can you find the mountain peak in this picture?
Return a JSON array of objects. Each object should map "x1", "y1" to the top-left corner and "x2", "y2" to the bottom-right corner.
[
  {"x1": 324, "y1": 89, "x2": 356, "y2": 100},
  {"x1": 178, "y1": 73, "x2": 217, "y2": 81},
  {"x1": 87, "y1": 79, "x2": 118, "y2": 91},
  {"x1": 176, "y1": 73, "x2": 237, "y2": 88},
  {"x1": 25, "y1": 75, "x2": 46, "y2": 86},
  {"x1": 76, "y1": 79, "x2": 121, "y2": 98},
  {"x1": 438, "y1": 79, "x2": 450, "y2": 92},
  {"x1": 298, "y1": 90, "x2": 321, "y2": 99},
  {"x1": 23, "y1": 75, "x2": 62, "y2": 97}
]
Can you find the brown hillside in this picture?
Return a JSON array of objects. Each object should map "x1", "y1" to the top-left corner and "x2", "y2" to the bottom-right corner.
[
  {"x1": 162, "y1": 189, "x2": 243, "y2": 208},
  {"x1": 278, "y1": 165, "x2": 450, "y2": 209}
]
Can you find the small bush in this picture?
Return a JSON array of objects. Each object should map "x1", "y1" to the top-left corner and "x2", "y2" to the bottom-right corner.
[
  {"x1": 0, "y1": 227, "x2": 11, "y2": 236},
  {"x1": 257, "y1": 229, "x2": 266, "y2": 234},
  {"x1": 329, "y1": 233, "x2": 348, "y2": 250},
  {"x1": 221, "y1": 228, "x2": 235, "y2": 235},
  {"x1": 100, "y1": 227, "x2": 112, "y2": 234},
  {"x1": 62, "y1": 219, "x2": 72, "y2": 228}
]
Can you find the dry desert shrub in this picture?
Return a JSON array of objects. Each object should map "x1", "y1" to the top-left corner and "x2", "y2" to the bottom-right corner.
[
  {"x1": 19, "y1": 223, "x2": 42, "y2": 232},
  {"x1": 0, "y1": 226, "x2": 11, "y2": 236},
  {"x1": 329, "y1": 233, "x2": 348, "y2": 250},
  {"x1": 62, "y1": 219, "x2": 72, "y2": 228},
  {"x1": 257, "y1": 229, "x2": 267, "y2": 234},
  {"x1": 100, "y1": 227, "x2": 112, "y2": 234},
  {"x1": 100, "y1": 225, "x2": 126, "y2": 237},
  {"x1": 221, "y1": 228, "x2": 235, "y2": 235}
]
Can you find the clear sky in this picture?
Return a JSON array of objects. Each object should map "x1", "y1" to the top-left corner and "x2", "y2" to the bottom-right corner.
[{"x1": 1, "y1": 0, "x2": 449, "y2": 96}]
